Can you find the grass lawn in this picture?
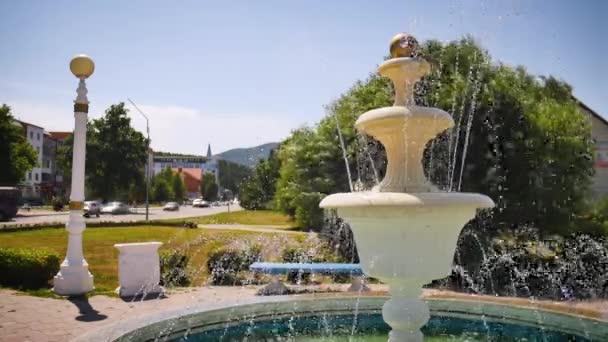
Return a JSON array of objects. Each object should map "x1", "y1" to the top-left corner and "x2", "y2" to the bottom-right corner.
[
  {"x1": 188, "y1": 210, "x2": 295, "y2": 227},
  {"x1": 0, "y1": 225, "x2": 307, "y2": 297}
]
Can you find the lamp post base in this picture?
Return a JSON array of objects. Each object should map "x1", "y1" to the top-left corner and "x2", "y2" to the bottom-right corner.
[{"x1": 53, "y1": 261, "x2": 94, "y2": 296}]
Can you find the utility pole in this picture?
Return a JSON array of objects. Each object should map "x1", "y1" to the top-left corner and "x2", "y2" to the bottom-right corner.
[{"x1": 127, "y1": 98, "x2": 150, "y2": 222}]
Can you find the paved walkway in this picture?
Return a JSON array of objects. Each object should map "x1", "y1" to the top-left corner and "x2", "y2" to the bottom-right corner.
[{"x1": 0, "y1": 287, "x2": 606, "y2": 342}]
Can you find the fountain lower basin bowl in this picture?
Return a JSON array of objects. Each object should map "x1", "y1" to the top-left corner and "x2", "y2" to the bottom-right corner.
[
  {"x1": 320, "y1": 192, "x2": 493, "y2": 285},
  {"x1": 96, "y1": 296, "x2": 607, "y2": 341}
]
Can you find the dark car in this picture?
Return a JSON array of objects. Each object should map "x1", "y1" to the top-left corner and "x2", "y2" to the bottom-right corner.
[{"x1": 0, "y1": 187, "x2": 21, "y2": 221}]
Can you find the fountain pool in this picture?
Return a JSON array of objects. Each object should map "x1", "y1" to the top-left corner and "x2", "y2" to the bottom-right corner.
[{"x1": 101, "y1": 296, "x2": 607, "y2": 341}]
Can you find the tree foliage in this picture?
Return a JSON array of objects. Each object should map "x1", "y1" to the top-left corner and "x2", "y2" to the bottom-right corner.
[
  {"x1": 0, "y1": 105, "x2": 37, "y2": 186},
  {"x1": 217, "y1": 159, "x2": 251, "y2": 195},
  {"x1": 172, "y1": 171, "x2": 186, "y2": 201},
  {"x1": 57, "y1": 103, "x2": 147, "y2": 201},
  {"x1": 239, "y1": 149, "x2": 280, "y2": 210},
  {"x1": 151, "y1": 166, "x2": 173, "y2": 202},
  {"x1": 200, "y1": 171, "x2": 218, "y2": 201},
  {"x1": 274, "y1": 37, "x2": 594, "y2": 235}
]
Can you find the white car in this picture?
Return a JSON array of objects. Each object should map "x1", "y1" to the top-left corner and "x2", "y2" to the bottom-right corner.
[
  {"x1": 163, "y1": 202, "x2": 180, "y2": 211},
  {"x1": 83, "y1": 201, "x2": 101, "y2": 217},
  {"x1": 101, "y1": 202, "x2": 130, "y2": 215},
  {"x1": 192, "y1": 198, "x2": 210, "y2": 208}
]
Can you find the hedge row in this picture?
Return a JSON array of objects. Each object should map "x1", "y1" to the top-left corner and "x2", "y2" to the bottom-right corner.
[
  {"x1": 0, "y1": 248, "x2": 61, "y2": 288},
  {"x1": 0, "y1": 219, "x2": 197, "y2": 233}
]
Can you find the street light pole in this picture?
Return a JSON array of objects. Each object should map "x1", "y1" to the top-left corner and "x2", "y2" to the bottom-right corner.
[
  {"x1": 128, "y1": 98, "x2": 150, "y2": 222},
  {"x1": 53, "y1": 55, "x2": 95, "y2": 296}
]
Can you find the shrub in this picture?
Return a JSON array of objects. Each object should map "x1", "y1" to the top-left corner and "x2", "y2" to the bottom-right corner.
[
  {"x1": 181, "y1": 221, "x2": 197, "y2": 228},
  {"x1": 159, "y1": 249, "x2": 191, "y2": 287},
  {"x1": 207, "y1": 244, "x2": 262, "y2": 285},
  {"x1": 51, "y1": 197, "x2": 64, "y2": 212},
  {"x1": 281, "y1": 245, "x2": 344, "y2": 284},
  {"x1": 293, "y1": 192, "x2": 324, "y2": 231},
  {"x1": 0, "y1": 248, "x2": 60, "y2": 288},
  {"x1": 436, "y1": 227, "x2": 608, "y2": 300},
  {"x1": 281, "y1": 246, "x2": 315, "y2": 284}
]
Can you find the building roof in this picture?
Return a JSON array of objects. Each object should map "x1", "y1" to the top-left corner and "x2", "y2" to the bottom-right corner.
[
  {"x1": 206, "y1": 144, "x2": 212, "y2": 158},
  {"x1": 172, "y1": 168, "x2": 202, "y2": 195},
  {"x1": 574, "y1": 96, "x2": 608, "y2": 127},
  {"x1": 13, "y1": 119, "x2": 44, "y2": 130},
  {"x1": 48, "y1": 131, "x2": 71, "y2": 141}
]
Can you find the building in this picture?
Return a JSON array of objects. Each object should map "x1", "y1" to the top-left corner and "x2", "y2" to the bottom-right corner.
[
  {"x1": 14, "y1": 120, "x2": 45, "y2": 199},
  {"x1": 577, "y1": 99, "x2": 608, "y2": 197},
  {"x1": 152, "y1": 144, "x2": 217, "y2": 177},
  {"x1": 10, "y1": 121, "x2": 68, "y2": 201},
  {"x1": 152, "y1": 155, "x2": 217, "y2": 176},
  {"x1": 46, "y1": 132, "x2": 71, "y2": 197},
  {"x1": 172, "y1": 168, "x2": 202, "y2": 198}
]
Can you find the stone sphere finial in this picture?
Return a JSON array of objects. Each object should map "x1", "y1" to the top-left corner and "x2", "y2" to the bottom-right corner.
[
  {"x1": 389, "y1": 33, "x2": 419, "y2": 58},
  {"x1": 70, "y1": 55, "x2": 95, "y2": 78}
]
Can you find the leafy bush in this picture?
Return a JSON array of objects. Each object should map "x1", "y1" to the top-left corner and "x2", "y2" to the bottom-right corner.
[
  {"x1": 281, "y1": 244, "x2": 345, "y2": 284},
  {"x1": 434, "y1": 228, "x2": 608, "y2": 300},
  {"x1": 159, "y1": 249, "x2": 190, "y2": 287},
  {"x1": 281, "y1": 246, "x2": 316, "y2": 284},
  {"x1": 207, "y1": 244, "x2": 262, "y2": 285},
  {"x1": 293, "y1": 192, "x2": 324, "y2": 230},
  {"x1": 51, "y1": 197, "x2": 64, "y2": 211},
  {"x1": 181, "y1": 221, "x2": 197, "y2": 228},
  {"x1": 577, "y1": 196, "x2": 608, "y2": 236},
  {"x1": 0, "y1": 248, "x2": 60, "y2": 288}
]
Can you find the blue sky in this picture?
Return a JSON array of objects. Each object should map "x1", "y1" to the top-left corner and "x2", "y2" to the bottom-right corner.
[{"x1": 1, "y1": 0, "x2": 606, "y2": 155}]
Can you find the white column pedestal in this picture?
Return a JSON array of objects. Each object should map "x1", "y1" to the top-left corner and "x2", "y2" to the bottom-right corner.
[
  {"x1": 114, "y1": 242, "x2": 163, "y2": 298},
  {"x1": 53, "y1": 212, "x2": 94, "y2": 296}
]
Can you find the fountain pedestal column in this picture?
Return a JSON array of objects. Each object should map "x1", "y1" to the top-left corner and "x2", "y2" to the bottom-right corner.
[
  {"x1": 319, "y1": 33, "x2": 494, "y2": 341},
  {"x1": 383, "y1": 290, "x2": 429, "y2": 342}
]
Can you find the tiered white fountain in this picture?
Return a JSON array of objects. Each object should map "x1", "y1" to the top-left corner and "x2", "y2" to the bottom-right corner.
[{"x1": 319, "y1": 33, "x2": 494, "y2": 342}]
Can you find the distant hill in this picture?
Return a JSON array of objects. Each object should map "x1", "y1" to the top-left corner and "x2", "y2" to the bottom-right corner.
[{"x1": 215, "y1": 142, "x2": 279, "y2": 168}]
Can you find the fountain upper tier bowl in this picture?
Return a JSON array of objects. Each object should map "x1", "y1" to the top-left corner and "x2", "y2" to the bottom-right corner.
[{"x1": 319, "y1": 191, "x2": 493, "y2": 286}]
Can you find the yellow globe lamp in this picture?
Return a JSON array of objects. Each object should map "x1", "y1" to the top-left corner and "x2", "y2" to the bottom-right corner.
[
  {"x1": 69, "y1": 55, "x2": 95, "y2": 78},
  {"x1": 389, "y1": 33, "x2": 419, "y2": 58}
]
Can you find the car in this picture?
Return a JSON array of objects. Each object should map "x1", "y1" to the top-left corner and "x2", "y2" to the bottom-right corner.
[
  {"x1": 192, "y1": 198, "x2": 210, "y2": 208},
  {"x1": 100, "y1": 202, "x2": 130, "y2": 215},
  {"x1": 0, "y1": 187, "x2": 20, "y2": 221},
  {"x1": 83, "y1": 201, "x2": 101, "y2": 217},
  {"x1": 163, "y1": 202, "x2": 180, "y2": 211}
]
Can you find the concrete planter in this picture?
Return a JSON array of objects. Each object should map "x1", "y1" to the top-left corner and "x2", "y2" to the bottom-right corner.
[{"x1": 114, "y1": 242, "x2": 163, "y2": 298}]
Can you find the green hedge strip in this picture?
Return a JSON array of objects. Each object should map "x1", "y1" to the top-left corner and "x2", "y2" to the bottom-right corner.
[{"x1": 0, "y1": 248, "x2": 61, "y2": 288}]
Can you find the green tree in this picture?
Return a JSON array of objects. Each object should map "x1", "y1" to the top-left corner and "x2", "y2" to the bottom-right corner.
[
  {"x1": 57, "y1": 103, "x2": 147, "y2": 201},
  {"x1": 240, "y1": 149, "x2": 280, "y2": 210},
  {"x1": 200, "y1": 171, "x2": 218, "y2": 201},
  {"x1": 0, "y1": 105, "x2": 37, "y2": 186},
  {"x1": 151, "y1": 166, "x2": 174, "y2": 202},
  {"x1": 172, "y1": 172, "x2": 186, "y2": 201},
  {"x1": 275, "y1": 37, "x2": 594, "y2": 236},
  {"x1": 152, "y1": 178, "x2": 172, "y2": 202},
  {"x1": 217, "y1": 159, "x2": 252, "y2": 195}
]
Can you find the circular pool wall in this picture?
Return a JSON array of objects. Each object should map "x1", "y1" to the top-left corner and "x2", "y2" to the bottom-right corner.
[{"x1": 108, "y1": 296, "x2": 607, "y2": 341}]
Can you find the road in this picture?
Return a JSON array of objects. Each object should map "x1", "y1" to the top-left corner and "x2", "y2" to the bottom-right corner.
[{"x1": 2, "y1": 205, "x2": 241, "y2": 226}]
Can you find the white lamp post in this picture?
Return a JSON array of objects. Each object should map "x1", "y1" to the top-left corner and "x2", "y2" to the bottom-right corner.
[{"x1": 53, "y1": 55, "x2": 95, "y2": 295}]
